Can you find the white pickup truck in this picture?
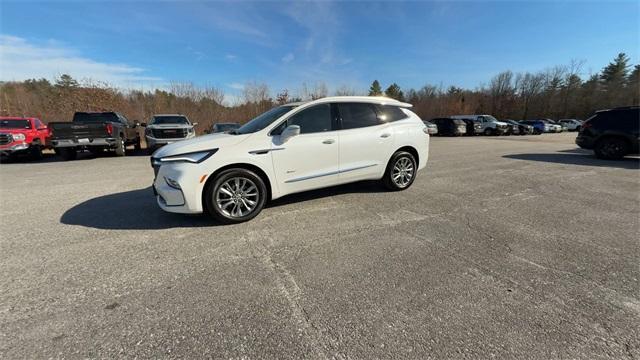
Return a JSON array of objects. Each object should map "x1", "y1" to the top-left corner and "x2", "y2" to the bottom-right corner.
[{"x1": 450, "y1": 115, "x2": 509, "y2": 136}]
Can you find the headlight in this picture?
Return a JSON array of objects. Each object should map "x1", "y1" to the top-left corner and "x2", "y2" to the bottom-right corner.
[
  {"x1": 159, "y1": 149, "x2": 218, "y2": 164},
  {"x1": 13, "y1": 133, "x2": 26, "y2": 141}
]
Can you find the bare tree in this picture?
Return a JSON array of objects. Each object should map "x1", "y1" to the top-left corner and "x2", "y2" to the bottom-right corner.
[
  {"x1": 515, "y1": 72, "x2": 545, "y2": 119},
  {"x1": 300, "y1": 82, "x2": 328, "y2": 100},
  {"x1": 275, "y1": 89, "x2": 290, "y2": 104},
  {"x1": 489, "y1": 71, "x2": 515, "y2": 117},
  {"x1": 334, "y1": 85, "x2": 357, "y2": 96}
]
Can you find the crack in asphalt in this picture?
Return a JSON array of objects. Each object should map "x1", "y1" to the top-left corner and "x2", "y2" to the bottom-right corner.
[{"x1": 243, "y1": 232, "x2": 345, "y2": 360}]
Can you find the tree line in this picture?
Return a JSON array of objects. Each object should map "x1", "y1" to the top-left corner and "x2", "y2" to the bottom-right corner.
[{"x1": 0, "y1": 52, "x2": 636, "y2": 133}]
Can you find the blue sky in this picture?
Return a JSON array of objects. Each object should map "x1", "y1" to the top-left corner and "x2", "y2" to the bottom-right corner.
[{"x1": 1, "y1": 1, "x2": 638, "y2": 102}]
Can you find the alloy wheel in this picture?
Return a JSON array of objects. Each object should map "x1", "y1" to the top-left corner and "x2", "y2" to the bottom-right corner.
[
  {"x1": 215, "y1": 177, "x2": 259, "y2": 218},
  {"x1": 392, "y1": 157, "x2": 414, "y2": 188}
]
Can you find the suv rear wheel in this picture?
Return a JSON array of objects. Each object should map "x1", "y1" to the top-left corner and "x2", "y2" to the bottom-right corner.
[
  {"x1": 594, "y1": 137, "x2": 629, "y2": 160},
  {"x1": 114, "y1": 137, "x2": 126, "y2": 157},
  {"x1": 383, "y1": 151, "x2": 417, "y2": 191},
  {"x1": 205, "y1": 168, "x2": 267, "y2": 224}
]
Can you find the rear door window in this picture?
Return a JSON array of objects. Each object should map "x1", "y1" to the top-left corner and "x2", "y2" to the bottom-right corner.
[{"x1": 338, "y1": 103, "x2": 381, "y2": 130}]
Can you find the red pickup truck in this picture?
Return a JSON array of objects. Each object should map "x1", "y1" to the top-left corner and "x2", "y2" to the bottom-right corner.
[{"x1": 0, "y1": 117, "x2": 51, "y2": 160}]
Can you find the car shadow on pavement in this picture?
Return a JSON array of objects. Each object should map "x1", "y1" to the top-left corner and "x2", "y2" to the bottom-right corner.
[
  {"x1": 61, "y1": 187, "x2": 218, "y2": 230},
  {"x1": 504, "y1": 151, "x2": 640, "y2": 170},
  {"x1": 61, "y1": 181, "x2": 388, "y2": 230},
  {"x1": 267, "y1": 180, "x2": 387, "y2": 208}
]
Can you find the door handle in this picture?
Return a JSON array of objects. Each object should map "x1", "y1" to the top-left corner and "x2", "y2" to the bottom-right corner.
[
  {"x1": 380, "y1": 133, "x2": 391, "y2": 138},
  {"x1": 322, "y1": 139, "x2": 335, "y2": 144}
]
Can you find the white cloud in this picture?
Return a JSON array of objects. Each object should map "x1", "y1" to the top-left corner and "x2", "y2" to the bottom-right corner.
[
  {"x1": 227, "y1": 82, "x2": 244, "y2": 90},
  {"x1": 0, "y1": 35, "x2": 162, "y2": 89},
  {"x1": 225, "y1": 54, "x2": 237, "y2": 61},
  {"x1": 281, "y1": 53, "x2": 294, "y2": 63}
]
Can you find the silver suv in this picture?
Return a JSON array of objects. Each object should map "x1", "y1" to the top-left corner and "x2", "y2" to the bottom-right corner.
[
  {"x1": 144, "y1": 114, "x2": 197, "y2": 151},
  {"x1": 451, "y1": 115, "x2": 509, "y2": 135}
]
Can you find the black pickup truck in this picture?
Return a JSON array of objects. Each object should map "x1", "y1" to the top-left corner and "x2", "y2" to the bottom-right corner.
[{"x1": 49, "y1": 112, "x2": 142, "y2": 160}]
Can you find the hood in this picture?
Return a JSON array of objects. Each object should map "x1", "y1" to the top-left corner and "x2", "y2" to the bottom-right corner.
[
  {"x1": 147, "y1": 123, "x2": 193, "y2": 129},
  {"x1": 495, "y1": 121, "x2": 509, "y2": 126},
  {"x1": 152, "y1": 132, "x2": 250, "y2": 158}
]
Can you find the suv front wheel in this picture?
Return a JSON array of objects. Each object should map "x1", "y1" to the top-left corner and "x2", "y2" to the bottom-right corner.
[
  {"x1": 594, "y1": 137, "x2": 629, "y2": 160},
  {"x1": 383, "y1": 151, "x2": 417, "y2": 191},
  {"x1": 205, "y1": 168, "x2": 267, "y2": 224}
]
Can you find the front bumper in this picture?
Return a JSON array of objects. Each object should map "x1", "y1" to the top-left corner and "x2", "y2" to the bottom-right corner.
[
  {"x1": 146, "y1": 134, "x2": 195, "y2": 148},
  {"x1": 151, "y1": 160, "x2": 204, "y2": 214},
  {"x1": 0, "y1": 142, "x2": 30, "y2": 155}
]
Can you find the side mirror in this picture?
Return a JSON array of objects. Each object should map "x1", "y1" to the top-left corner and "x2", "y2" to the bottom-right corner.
[
  {"x1": 192, "y1": 122, "x2": 198, "y2": 126},
  {"x1": 280, "y1": 125, "x2": 300, "y2": 143}
]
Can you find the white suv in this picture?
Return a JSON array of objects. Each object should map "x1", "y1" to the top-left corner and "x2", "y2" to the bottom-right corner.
[{"x1": 151, "y1": 96, "x2": 430, "y2": 223}]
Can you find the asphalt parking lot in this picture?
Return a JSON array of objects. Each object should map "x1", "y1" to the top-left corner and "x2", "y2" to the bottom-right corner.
[{"x1": 1, "y1": 132, "x2": 639, "y2": 359}]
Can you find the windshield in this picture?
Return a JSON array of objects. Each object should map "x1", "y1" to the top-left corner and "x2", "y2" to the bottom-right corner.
[
  {"x1": 151, "y1": 116, "x2": 189, "y2": 125},
  {"x1": 0, "y1": 119, "x2": 31, "y2": 129},
  {"x1": 234, "y1": 105, "x2": 296, "y2": 135},
  {"x1": 484, "y1": 115, "x2": 498, "y2": 122}
]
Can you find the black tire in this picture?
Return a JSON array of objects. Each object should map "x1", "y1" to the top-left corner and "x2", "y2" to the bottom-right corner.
[
  {"x1": 484, "y1": 128, "x2": 494, "y2": 136},
  {"x1": 114, "y1": 137, "x2": 126, "y2": 157},
  {"x1": 594, "y1": 137, "x2": 629, "y2": 160},
  {"x1": 134, "y1": 137, "x2": 142, "y2": 151},
  {"x1": 29, "y1": 143, "x2": 43, "y2": 160},
  {"x1": 382, "y1": 151, "x2": 417, "y2": 191},
  {"x1": 205, "y1": 168, "x2": 267, "y2": 224},
  {"x1": 58, "y1": 147, "x2": 77, "y2": 161}
]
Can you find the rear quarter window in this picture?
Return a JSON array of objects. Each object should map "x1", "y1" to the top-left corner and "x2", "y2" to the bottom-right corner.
[{"x1": 375, "y1": 105, "x2": 408, "y2": 122}]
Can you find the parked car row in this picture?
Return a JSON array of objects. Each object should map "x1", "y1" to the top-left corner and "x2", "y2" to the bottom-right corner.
[
  {"x1": 0, "y1": 111, "x2": 244, "y2": 161},
  {"x1": 424, "y1": 115, "x2": 584, "y2": 137}
]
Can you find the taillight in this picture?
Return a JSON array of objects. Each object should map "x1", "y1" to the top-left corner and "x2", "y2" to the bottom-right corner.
[
  {"x1": 106, "y1": 123, "x2": 113, "y2": 136},
  {"x1": 580, "y1": 122, "x2": 592, "y2": 132}
]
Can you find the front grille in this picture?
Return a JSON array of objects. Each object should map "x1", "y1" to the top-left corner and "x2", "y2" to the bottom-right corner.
[
  {"x1": 0, "y1": 133, "x2": 12, "y2": 145},
  {"x1": 152, "y1": 128, "x2": 188, "y2": 139}
]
